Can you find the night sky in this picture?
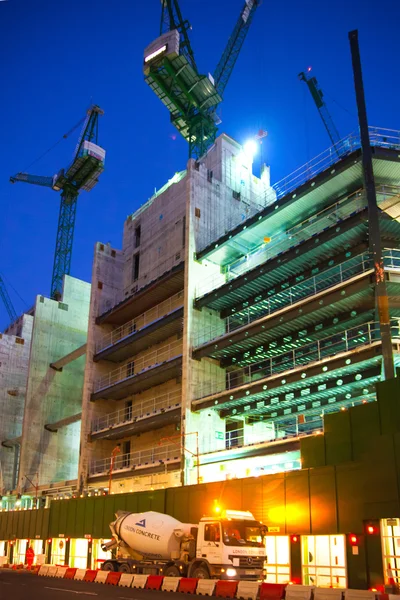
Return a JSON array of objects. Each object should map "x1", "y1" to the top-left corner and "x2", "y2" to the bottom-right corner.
[{"x1": 0, "y1": 0, "x2": 399, "y2": 330}]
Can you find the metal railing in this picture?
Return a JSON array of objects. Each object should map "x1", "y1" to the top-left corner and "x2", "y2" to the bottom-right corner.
[
  {"x1": 195, "y1": 189, "x2": 368, "y2": 298},
  {"x1": 89, "y1": 443, "x2": 180, "y2": 476},
  {"x1": 193, "y1": 252, "x2": 374, "y2": 348},
  {"x1": 91, "y1": 390, "x2": 181, "y2": 433},
  {"x1": 93, "y1": 339, "x2": 183, "y2": 393},
  {"x1": 223, "y1": 417, "x2": 324, "y2": 453},
  {"x1": 196, "y1": 126, "x2": 400, "y2": 253},
  {"x1": 193, "y1": 320, "x2": 398, "y2": 400},
  {"x1": 96, "y1": 291, "x2": 184, "y2": 354},
  {"x1": 194, "y1": 249, "x2": 400, "y2": 349}
]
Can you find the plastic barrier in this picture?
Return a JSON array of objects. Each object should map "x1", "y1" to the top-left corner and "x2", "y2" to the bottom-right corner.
[
  {"x1": 83, "y1": 570, "x2": 98, "y2": 583},
  {"x1": 162, "y1": 576, "x2": 181, "y2": 592},
  {"x1": 345, "y1": 592, "x2": 376, "y2": 600},
  {"x1": 46, "y1": 566, "x2": 58, "y2": 577},
  {"x1": 74, "y1": 568, "x2": 87, "y2": 581},
  {"x1": 55, "y1": 567, "x2": 68, "y2": 578},
  {"x1": 216, "y1": 580, "x2": 239, "y2": 598},
  {"x1": 314, "y1": 589, "x2": 344, "y2": 600},
  {"x1": 64, "y1": 568, "x2": 78, "y2": 580},
  {"x1": 178, "y1": 578, "x2": 199, "y2": 594},
  {"x1": 94, "y1": 570, "x2": 108, "y2": 584},
  {"x1": 119, "y1": 573, "x2": 134, "y2": 587},
  {"x1": 132, "y1": 574, "x2": 149, "y2": 588},
  {"x1": 106, "y1": 571, "x2": 121, "y2": 585},
  {"x1": 286, "y1": 585, "x2": 314, "y2": 600},
  {"x1": 38, "y1": 565, "x2": 49, "y2": 577},
  {"x1": 260, "y1": 583, "x2": 287, "y2": 600},
  {"x1": 196, "y1": 580, "x2": 216, "y2": 596},
  {"x1": 236, "y1": 581, "x2": 260, "y2": 600},
  {"x1": 146, "y1": 574, "x2": 164, "y2": 590}
]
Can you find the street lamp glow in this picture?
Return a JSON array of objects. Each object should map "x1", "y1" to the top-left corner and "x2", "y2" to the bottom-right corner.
[{"x1": 243, "y1": 139, "x2": 258, "y2": 157}]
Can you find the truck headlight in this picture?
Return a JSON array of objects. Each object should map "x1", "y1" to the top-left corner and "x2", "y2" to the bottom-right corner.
[{"x1": 226, "y1": 568, "x2": 237, "y2": 578}]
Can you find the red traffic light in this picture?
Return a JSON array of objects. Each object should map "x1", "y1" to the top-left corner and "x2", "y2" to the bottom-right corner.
[
  {"x1": 366, "y1": 523, "x2": 378, "y2": 535},
  {"x1": 349, "y1": 534, "x2": 358, "y2": 545}
]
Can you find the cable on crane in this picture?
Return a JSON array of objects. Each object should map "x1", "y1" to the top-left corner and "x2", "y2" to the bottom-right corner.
[
  {"x1": 22, "y1": 115, "x2": 86, "y2": 173},
  {"x1": 0, "y1": 271, "x2": 29, "y2": 309}
]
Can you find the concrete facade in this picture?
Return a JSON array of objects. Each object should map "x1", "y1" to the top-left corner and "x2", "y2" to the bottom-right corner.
[
  {"x1": 0, "y1": 276, "x2": 90, "y2": 505},
  {"x1": 17, "y1": 276, "x2": 90, "y2": 495},
  {"x1": 0, "y1": 314, "x2": 33, "y2": 492}
]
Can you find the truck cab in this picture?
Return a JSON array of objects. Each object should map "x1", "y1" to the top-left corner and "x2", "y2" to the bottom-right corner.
[{"x1": 193, "y1": 510, "x2": 266, "y2": 580}]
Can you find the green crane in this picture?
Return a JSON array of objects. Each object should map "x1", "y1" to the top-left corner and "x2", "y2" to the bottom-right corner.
[
  {"x1": 0, "y1": 275, "x2": 17, "y2": 324},
  {"x1": 144, "y1": 0, "x2": 260, "y2": 158},
  {"x1": 299, "y1": 68, "x2": 341, "y2": 156},
  {"x1": 10, "y1": 105, "x2": 105, "y2": 300}
]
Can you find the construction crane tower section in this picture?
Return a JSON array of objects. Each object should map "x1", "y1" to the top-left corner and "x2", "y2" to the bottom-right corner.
[
  {"x1": 299, "y1": 69, "x2": 341, "y2": 154},
  {"x1": 0, "y1": 276, "x2": 17, "y2": 324},
  {"x1": 10, "y1": 105, "x2": 105, "y2": 300},
  {"x1": 144, "y1": 0, "x2": 259, "y2": 159}
]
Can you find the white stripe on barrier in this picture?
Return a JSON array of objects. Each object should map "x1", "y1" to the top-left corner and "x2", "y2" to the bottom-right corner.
[
  {"x1": 46, "y1": 565, "x2": 58, "y2": 577},
  {"x1": 236, "y1": 581, "x2": 260, "y2": 600},
  {"x1": 286, "y1": 585, "x2": 315, "y2": 600},
  {"x1": 74, "y1": 568, "x2": 87, "y2": 581},
  {"x1": 315, "y1": 588, "x2": 344, "y2": 600},
  {"x1": 119, "y1": 573, "x2": 134, "y2": 587},
  {"x1": 162, "y1": 576, "x2": 181, "y2": 592},
  {"x1": 94, "y1": 570, "x2": 109, "y2": 584},
  {"x1": 55, "y1": 566, "x2": 68, "y2": 578},
  {"x1": 132, "y1": 574, "x2": 148, "y2": 588},
  {"x1": 196, "y1": 580, "x2": 216, "y2": 596},
  {"x1": 38, "y1": 565, "x2": 49, "y2": 577},
  {"x1": 345, "y1": 592, "x2": 376, "y2": 600}
]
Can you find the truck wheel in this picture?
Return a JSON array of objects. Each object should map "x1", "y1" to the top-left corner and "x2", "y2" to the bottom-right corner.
[
  {"x1": 191, "y1": 565, "x2": 210, "y2": 579},
  {"x1": 164, "y1": 566, "x2": 180, "y2": 577},
  {"x1": 102, "y1": 560, "x2": 116, "y2": 571},
  {"x1": 118, "y1": 563, "x2": 132, "y2": 574}
]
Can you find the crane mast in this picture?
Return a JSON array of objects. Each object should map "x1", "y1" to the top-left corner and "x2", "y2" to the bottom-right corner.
[
  {"x1": 144, "y1": 0, "x2": 260, "y2": 159},
  {"x1": 299, "y1": 70, "x2": 341, "y2": 156},
  {"x1": 10, "y1": 105, "x2": 105, "y2": 300}
]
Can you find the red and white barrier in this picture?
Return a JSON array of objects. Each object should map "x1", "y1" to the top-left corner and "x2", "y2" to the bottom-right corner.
[{"x1": 0, "y1": 565, "x2": 390, "y2": 600}]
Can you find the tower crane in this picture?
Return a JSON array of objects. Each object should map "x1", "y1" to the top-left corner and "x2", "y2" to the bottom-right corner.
[
  {"x1": 144, "y1": 0, "x2": 259, "y2": 159},
  {"x1": 10, "y1": 105, "x2": 105, "y2": 300},
  {"x1": 0, "y1": 275, "x2": 17, "y2": 324},
  {"x1": 299, "y1": 68, "x2": 341, "y2": 156}
]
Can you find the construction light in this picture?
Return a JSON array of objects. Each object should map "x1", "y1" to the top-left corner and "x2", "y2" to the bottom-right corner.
[{"x1": 243, "y1": 139, "x2": 258, "y2": 158}]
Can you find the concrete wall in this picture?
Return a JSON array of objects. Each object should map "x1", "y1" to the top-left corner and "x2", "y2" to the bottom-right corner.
[
  {"x1": 181, "y1": 135, "x2": 277, "y2": 483},
  {"x1": 17, "y1": 276, "x2": 90, "y2": 492},
  {"x1": 78, "y1": 243, "x2": 124, "y2": 492},
  {"x1": 122, "y1": 171, "x2": 187, "y2": 298},
  {"x1": 0, "y1": 314, "x2": 33, "y2": 492}
]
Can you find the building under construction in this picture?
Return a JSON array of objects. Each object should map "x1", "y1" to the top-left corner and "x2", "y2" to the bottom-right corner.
[
  {"x1": 0, "y1": 0, "x2": 400, "y2": 586},
  {"x1": 0, "y1": 125, "x2": 399, "y2": 587}
]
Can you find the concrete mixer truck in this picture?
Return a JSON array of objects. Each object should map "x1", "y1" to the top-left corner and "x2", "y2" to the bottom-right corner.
[{"x1": 101, "y1": 509, "x2": 266, "y2": 580}]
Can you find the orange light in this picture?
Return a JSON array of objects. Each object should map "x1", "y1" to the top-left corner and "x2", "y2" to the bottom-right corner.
[{"x1": 264, "y1": 237, "x2": 271, "y2": 244}]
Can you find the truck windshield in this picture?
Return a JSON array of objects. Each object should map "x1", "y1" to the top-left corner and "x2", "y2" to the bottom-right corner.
[{"x1": 222, "y1": 521, "x2": 264, "y2": 547}]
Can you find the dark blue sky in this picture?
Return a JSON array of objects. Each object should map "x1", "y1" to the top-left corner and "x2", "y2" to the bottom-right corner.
[{"x1": 0, "y1": 0, "x2": 399, "y2": 330}]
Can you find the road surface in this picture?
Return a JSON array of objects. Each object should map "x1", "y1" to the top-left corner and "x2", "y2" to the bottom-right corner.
[{"x1": 0, "y1": 569, "x2": 192, "y2": 599}]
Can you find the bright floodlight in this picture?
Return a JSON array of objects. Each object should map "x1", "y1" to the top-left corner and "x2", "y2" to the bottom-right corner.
[{"x1": 243, "y1": 139, "x2": 258, "y2": 157}]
